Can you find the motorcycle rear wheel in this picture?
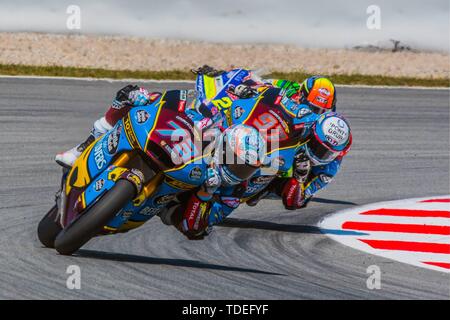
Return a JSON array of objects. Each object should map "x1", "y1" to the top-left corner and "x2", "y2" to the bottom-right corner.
[{"x1": 54, "y1": 179, "x2": 136, "y2": 255}]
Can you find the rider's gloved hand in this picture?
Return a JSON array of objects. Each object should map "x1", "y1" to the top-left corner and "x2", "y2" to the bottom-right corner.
[
  {"x1": 281, "y1": 177, "x2": 307, "y2": 210},
  {"x1": 178, "y1": 193, "x2": 211, "y2": 240},
  {"x1": 111, "y1": 85, "x2": 152, "y2": 109},
  {"x1": 293, "y1": 152, "x2": 311, "y2": 183},
  {"x1": 191, "y1": 65, "x2": 224, "y2": 77},
  {"x1": 233, "y1": 84, "x2": 257, "y2": 99}
]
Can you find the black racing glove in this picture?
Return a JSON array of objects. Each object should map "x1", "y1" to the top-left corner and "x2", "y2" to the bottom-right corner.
[
  {"x1": 233, "y1": 84, "x2": 257, "y2": 99},
  {"x1": 111, "y1": 84, "x2": 140, "y2": 109},
  {"x1": 293, "y1": 151, "x2": 311, "y2": 183},
  {"x1": 191, "y1": 65, "x2": 225, "y2": 77},
  {"x1": 116, "y1": 84, "x2": 139, "y2": 103}
]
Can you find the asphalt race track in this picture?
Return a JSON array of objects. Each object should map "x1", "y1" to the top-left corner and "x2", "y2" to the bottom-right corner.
[{"x1": 0, "y1": 77, "x2": 448, "y2": 299}]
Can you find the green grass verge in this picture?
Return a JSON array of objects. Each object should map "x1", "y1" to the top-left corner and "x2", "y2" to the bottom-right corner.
[
  {"x1": 268, "y1": 71, "x2": 450, "y2": 87},
  {"x1": 0, "y1": 64, "x2": 448, "y2": 87},
  {"x1": 0, "y1": 64, "x2": 194, "y2": 80}
]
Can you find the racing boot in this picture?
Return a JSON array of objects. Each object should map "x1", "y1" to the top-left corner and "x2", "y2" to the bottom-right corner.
[
  {"x1": 191, "y1": 64, "x2": 225, "y2": 77},
  {"x1": 55, "y1": 116, "x2": 112, "y2": 168},
  {"x1": 246, "y1": 189, "x2": 270, "y2": 207},
  {"x1": 245, "y1": 177, "x2": 280, "y2": 207},
  {"x1": 55, "y1": 134, "x2": 95, "y2": 168}
]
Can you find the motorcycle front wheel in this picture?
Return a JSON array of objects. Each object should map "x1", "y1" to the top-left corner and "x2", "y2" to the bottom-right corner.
[
  {"x1": 37, "y1": 205, "x2": 63, "y2": 248},
  {"x1": 54, "y1": 179, "x2": 136, "y2": 255}
]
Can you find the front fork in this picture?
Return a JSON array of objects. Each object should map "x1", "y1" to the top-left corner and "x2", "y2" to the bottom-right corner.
[{"x1": 55, "y1": 167, "x2": 70, "y2": 227}]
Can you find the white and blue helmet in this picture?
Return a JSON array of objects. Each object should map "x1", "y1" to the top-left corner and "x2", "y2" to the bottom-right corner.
[
  {"x1": 214, "y1": 124, "x2": 266, "y2": 185},
  {"x1": 305, "y1": 112, "x2": 352, "y2": 165}
]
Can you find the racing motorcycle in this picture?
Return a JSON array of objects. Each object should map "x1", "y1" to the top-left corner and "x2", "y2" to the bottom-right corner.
[
  {"x1": 193, "y1": 69, "x2": 313, "y2": 202},
  {"x1": 38, "y1": 90, "x2": 216, "y2": 255},
  {"x1": 38, "y1": 76, "x2": 306, "y2": 255}
]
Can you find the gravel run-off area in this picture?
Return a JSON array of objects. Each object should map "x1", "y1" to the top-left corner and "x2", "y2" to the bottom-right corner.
[{"x1": 0, "y1": 32, "x2": 448, "y2": 78}]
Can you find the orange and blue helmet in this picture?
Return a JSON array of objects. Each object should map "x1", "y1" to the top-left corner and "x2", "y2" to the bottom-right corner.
[
  {"x1": 305, "y1": 112, "x2": 352, "y2": 165},
  {"x1": 300, "y1": 76, "x2": 337, "y2": 114}
]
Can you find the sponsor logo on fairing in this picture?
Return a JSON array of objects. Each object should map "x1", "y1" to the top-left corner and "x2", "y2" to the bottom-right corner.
[
  {"x1": 124, "y1": 115, "x2": 140, "y2": 149},
  {"x1": 122, "y1": 211, "x2": 133, "y2": 220},
  {"x1": 94, "y1": 142, "x2": 107, "y2": 169},
  {"x1": 106, "y1": 124, "x2": 121, "y2": 154},
  {"x1": 189, "y1": 167, "x2": 203, "y2": 181},
  {"x1": 234, "y1": 106, "x2": 244, "y2": 119},
  {"x1": 139, "y1": 206, "x2": 161, "y2": 216},
  {"x1": 94, "y1": 178, "x2": 105, "y2": 191},
  {"x1": 135, "y1": 110, "x2": 150, "y2": 124}
]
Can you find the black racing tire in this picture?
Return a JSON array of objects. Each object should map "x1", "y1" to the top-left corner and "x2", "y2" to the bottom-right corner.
[
  {"x1": 54, "y1": 179, "x2": 136, "y2": 255},
  {"x1": 37, "y1": 205, "x2": 62, "y2": 248}
]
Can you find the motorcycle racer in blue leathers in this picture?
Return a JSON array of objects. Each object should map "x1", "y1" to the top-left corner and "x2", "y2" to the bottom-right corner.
[
  {"x1": 54, "y1": 67, "x2": 350, "y2": 240},
  {"x1": 192, "y1": 64, "x2": 337, "y2": 115},
  {"x1": 188, "y1": 66, "x2": 350, "y2": 229},
  {"x1": 206, "y1": 111, "x2": 352, "y2": 228}
]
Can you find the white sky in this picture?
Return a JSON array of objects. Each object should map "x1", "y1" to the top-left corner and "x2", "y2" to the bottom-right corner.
[{"x1": 0, "y1": 0, "x2": 448, "y2": 51}]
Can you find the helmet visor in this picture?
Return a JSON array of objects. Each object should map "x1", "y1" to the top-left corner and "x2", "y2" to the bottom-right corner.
[
  {"x1": 307, "y1": 134, "x2": 340, "y2": 164},
  {"x1": 305, "y1": 100, "x2": 330, "y2": 114}
]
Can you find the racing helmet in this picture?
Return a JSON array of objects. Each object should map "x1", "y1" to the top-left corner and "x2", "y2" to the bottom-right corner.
[
  {"x1": 214, "y1": 124, "x2": 266, "y2": 186},
  {"x1": 299, "y1": 76, "x2": 337, "y2": 114},
  {"x1": 305, "y1": 112, "x2": 352, "y2": 165}
]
